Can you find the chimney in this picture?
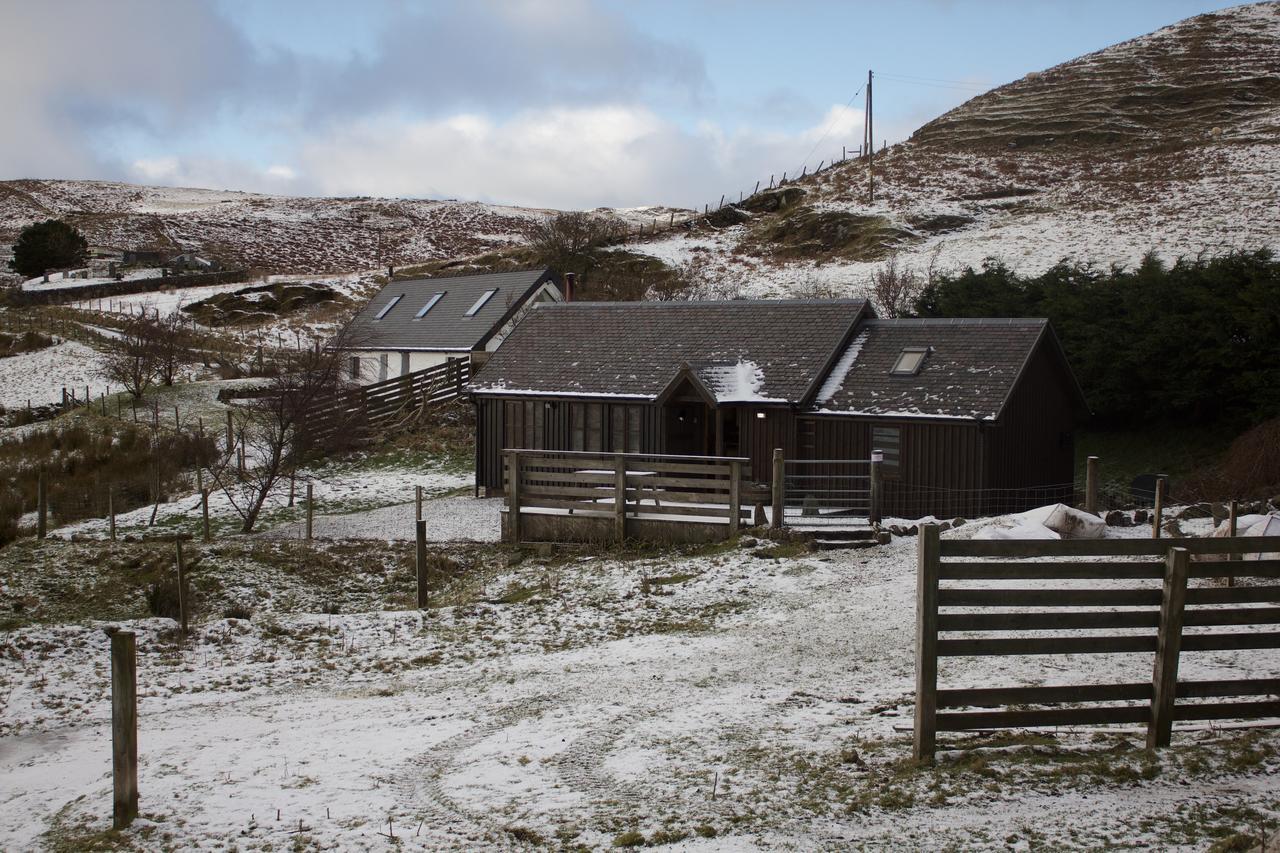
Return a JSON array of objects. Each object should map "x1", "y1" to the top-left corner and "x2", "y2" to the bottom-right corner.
[{"x1": 563, "y1": 272, "x2": 575, "y2": 303}]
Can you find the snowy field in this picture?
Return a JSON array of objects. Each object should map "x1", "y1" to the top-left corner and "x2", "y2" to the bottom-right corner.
[
  {"x1": 2, "y1": 510, "x2": 1278, "y2": 850},
  {"x1": 0, "y1": 340, "x2": 110, "y2": 408}
]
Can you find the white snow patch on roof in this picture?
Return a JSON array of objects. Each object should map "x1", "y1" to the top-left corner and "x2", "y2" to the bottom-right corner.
[
  {"x1": 815, "y1": 329, "x2": 869, "y2": 404},
  {"x1": 702, "y1": 359, "x2": 777, "y2": 402}
]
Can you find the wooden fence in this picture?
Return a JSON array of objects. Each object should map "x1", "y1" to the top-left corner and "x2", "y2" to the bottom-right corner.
[
  {"x1": 914, "y1": 525, "x2": 1280, "y2": 763},
  {"x1": 503, "y1": 449, "x2": 761, "y2": 544},
  {"x1": 13, "y1": 269, "x2": 248, "y2": 305},
  {"x1": 306, "y1": 358, "x2": 469, "y2": 442}
]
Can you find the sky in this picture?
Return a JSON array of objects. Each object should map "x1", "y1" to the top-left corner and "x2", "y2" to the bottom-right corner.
[{"x1": 0, "y1": 0, "x2": 1251, "y2": 210}]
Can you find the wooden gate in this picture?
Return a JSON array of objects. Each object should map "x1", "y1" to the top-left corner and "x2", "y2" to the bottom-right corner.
[{"x1": 914, "y1": 525, "x2": 1280, "y2": 763}]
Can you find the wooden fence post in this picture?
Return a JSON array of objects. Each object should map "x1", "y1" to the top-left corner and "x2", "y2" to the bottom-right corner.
[
  {"x1": 869, "y1": 450, "x2": 883, "y2": 525},
  {"x1": 175, "y1": 539, "x2": 189, "y2": 634},
  {"x1": 416, "y1": 519, "x2": 429, "y2": 609},
  {"x1": 728, "y1": 459, "x2": 741, "y2": 537},
  {"x1": 771, "y1": 448, "x2": 785, "y2": 529},
  {"x1": 237, "y1": 430, "x2": 245, "y2": 473},
  {"x1": 108, "y1": 487, "x2": 116, "y2": 541},
  {"x1": 506, "y1": 451, "x2": 522, "y2": 544},
  {"x1": 201, "y1": 489, "x2": 211, "y2": 543},
  {"x1": 1152, "y1": 475, "x2": 1166, "y2": 539},
  {"x1": 614, "y1": 455, "x2": 628, "y2": 543},
  {"x1": 305, "y1": 483, "x2": 314, "y2": 542},
  {"x1": 288, "y1": 472, "x2": 296, "y2": 508},
  {"x1": 1148, "y1": 546, "x2": 1189, "y2": 749},
  {"x1": 914, "y1": 524, "x2": 941, "y2": 764},
  {"x1": 415, "y1": 485, "x2": 423, "y2": 523},
  {"x1": 37, "y1": 469, "x2": 47, "y2": 539},
  {"x1": 109, "y1": 629, "x2": 139, "y2": 829},
  {"x1": 1227, "y1": 499, "x2": 1239, "y2": 587},
  {"x1": 225, "y1": 410, "x2": 233, "y2": 452},
  {"x1": 1085, "y1": 455, "x2": 1099, "y2": 515}
]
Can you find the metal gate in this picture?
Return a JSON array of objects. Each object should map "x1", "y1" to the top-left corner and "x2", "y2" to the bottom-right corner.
[{"x1": 783, "y1": 458, "x2": 872, "y2": 525}]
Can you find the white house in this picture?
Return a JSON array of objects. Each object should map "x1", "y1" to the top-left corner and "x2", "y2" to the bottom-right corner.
[{"x1": 342, "y1": 268, "x2": 563, "y2": 385}]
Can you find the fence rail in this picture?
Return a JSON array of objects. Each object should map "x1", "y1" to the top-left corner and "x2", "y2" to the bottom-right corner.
[
  {"x1": 305, "y1": 358, "x2": 469, "y2": 442},
  {"x1": 914, "y1": 526, "x2": 1280, "y2": 763},
  {"x1": 503, "y1": 449, "x2": 762, "y2": 543}
]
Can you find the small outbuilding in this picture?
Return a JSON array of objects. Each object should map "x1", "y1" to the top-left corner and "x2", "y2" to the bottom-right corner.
[
  {"x1": 467, "y1": 299, "x2": 1089, "y2": 518},
  {"x1": 342, "y1": 268, "x2": 562, "y2": 385}
]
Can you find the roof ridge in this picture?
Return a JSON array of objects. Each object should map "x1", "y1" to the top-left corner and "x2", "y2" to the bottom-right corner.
[
  {"x1": 391, "y1": 266, "x2": 549, "y2": 283},
  {"x1": 540, "y1": 298, "x2": 869, "y2": 308},
  {"x1": 864, "y1": 317, "x2": 1048, "y2": 326}
]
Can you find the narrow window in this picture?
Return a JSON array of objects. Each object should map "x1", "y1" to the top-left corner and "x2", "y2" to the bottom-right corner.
[
  {"x1": 627, "y1": 406, "x2": 642, "y2": 453},
  {"x1": 871, "y1": 425, "x2": 901, "y2": 472},
  {"x1": 890, "y1": 347, "x2": 929, "y2": 375},
  {"x1": 571, "y1": 404, "x2": 585, "y2": 451},
  {"x1": 374, "y1": 294, "x2": 403, "y2": 320},
  {"x1": 378, "y1": 354, "x2": 388, "y2": 382},
  {"x1": 611, "y1": 406, "x2": 626, "y2": 452},
  {"x1": 464, "y1": 288, "x2": 498, "y2": 317},
  {"x1": 586, "y1": 403, "x2": 603, "y2": 452},
  {"x1": 349, "y1": 356, "x2": 360, "y2": 381},
  {"x1": 414, "y1": 292, "x2": 444, "y2": 318}
]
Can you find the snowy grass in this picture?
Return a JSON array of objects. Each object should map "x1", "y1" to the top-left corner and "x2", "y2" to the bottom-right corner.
[{"x1": 2, "y1": 515, "x2": 1278, "y2": 850}]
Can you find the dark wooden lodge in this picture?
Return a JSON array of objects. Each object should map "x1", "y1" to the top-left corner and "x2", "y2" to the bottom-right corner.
[{"x1": 467, "y1": 299, "x2": 1088, "y2": 518}]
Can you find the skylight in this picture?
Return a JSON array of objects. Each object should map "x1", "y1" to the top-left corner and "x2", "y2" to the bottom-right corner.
[
  {"x1": 374, "y1": 294, "x2": 403, "y2": 320},
  {"x1": 414, "y1": 292, "x2": 444, "y2": 319},
  {"x1": 891, "y1": 347, "x2": 929, "y2": 375},
  {"x1": 464, "y1": 288, "x2": 498, "y2": 317}
]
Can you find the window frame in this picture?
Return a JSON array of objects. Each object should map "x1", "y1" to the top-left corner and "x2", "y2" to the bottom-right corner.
[
  {"x1": 464, "y1": 288, "x2": 498, "y2": 317},
  {"x1": 890, "y1": 347, "x2": 929, "y2": 376},
  {"x1": 374, "y1": 294, "x2": 403, "y2": 320}
]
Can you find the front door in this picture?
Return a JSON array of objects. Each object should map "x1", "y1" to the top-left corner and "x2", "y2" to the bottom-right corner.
[{"x1": 665, "y1": 402, "x2": 709, "y2": 455}]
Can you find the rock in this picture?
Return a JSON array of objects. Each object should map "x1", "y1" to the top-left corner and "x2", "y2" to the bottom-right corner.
[
  {"x1": 1133, "y1": 509, "x2": 1150, "y2": 525},
  {"x1": 1176, "y1": 503, "x2": 1213, "y2": 520},
  {"x1": 1162, "y1": 519, "x2": 1186, "y2": 538},
  {"x1": 951, "y1": 517, "x2": 967, "y2": 528},
  {"x1": 1209, "y1": 503, "x2": 1228, "y2": 524},
  {"x1": 906, "y1": 525, "x2": 919, "y2": 536},
  {"x1": 1105, "y1": 510, "x2": 1131, "y2": 527},
  {"x1": 939, "y1": 521, "x2": 952, "y2": 532},
  {"x1": 739, "y1": 537, "x2": 758, "y2": 548}
]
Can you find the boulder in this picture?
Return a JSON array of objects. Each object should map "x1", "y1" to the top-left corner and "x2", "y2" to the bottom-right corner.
[
  {"x1": 1133, "y1": 509, "x2": 1150, "y2": 525},
  {"x1": 975, "y1": 522, "x2": 1060, "y2": 541},
  {"x1": 1105, "y1": 510, "x2": 1132, "y2": 527},
  {"x1": 1015, "y1": 503, "x2": 1106, "y2": 539},
  {"x1": 1176, "y1": 503, "x2": 1214, "y2": 520},
  {"x1": 951, "y1": 517, "x2": 967, "y2": 528}
]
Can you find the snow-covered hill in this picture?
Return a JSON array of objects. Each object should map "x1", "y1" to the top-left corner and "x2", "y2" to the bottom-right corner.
[
  {"x1": 0, "y1": 180, "x2": 683, "y2": 275},
  {"x1": 627, "y1": 1, "x2": 1280, "y2": 297}
]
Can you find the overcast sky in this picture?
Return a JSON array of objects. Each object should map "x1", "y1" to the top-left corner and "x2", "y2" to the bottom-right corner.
[{"x1": 0, "y1": 0, "x2": 1248, "y2": 209}]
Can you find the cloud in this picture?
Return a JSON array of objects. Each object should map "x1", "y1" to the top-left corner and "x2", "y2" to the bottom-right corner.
[
  {"x1": 288, "y1": 102, "x2": 886, "y2": 209},
  {"x1": 0, "y1": 1, "x2": 916, "y2": 209}
]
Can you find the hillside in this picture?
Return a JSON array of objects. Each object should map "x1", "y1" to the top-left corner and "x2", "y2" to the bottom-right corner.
[
  {"x1": 628, "y1": 2, "x2": 1280, "y2": 297},
  {"x1": 0, "y1": 180, "x2": 571, "y2": 275}
]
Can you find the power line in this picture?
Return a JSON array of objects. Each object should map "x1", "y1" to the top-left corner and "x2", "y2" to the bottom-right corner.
[{"x1": 794, "y1": 83, "x2": 864, "y2": 179}]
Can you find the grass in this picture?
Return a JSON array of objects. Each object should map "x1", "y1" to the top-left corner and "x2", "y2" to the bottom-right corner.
[{"x1": 1075, "y1": 421, "x2": 1240, "y2": 491}]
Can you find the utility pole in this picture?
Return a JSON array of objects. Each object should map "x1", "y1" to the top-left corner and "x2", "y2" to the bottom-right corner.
[{"x1": 866, "y1": 69, "x2": 875, "y2": 205}]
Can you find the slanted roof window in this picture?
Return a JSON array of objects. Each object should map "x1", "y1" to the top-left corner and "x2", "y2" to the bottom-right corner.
[
  {"x1": 464, "y1": 288, "x2": 498, "y2": 317},
  {"x1": 374, "y1": 294, "x2": 403, "y2": 320},
  {"x1": 891, "y1": 346, "x2": 929, "y2": 375},
  {"x1": 414, "y1": 292, "x2": 444, "y2": 319}
]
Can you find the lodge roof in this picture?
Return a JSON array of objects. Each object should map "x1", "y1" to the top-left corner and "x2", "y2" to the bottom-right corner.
[
  {"x1": 469, "y1": 301, "x2": 1085, "y2": 421},
  {"x1": 346, "y1": 268, "x2": 558, "y2": 351}
]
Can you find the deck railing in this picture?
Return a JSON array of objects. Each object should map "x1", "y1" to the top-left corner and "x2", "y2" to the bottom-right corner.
[{"x1": 503, "y1": 449, "x2": 760, "y2": 544}]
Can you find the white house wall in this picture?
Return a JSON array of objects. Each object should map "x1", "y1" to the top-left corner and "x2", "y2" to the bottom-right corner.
[{"x1": 346, "y1": 349, "x2": 460, "y2": 385}]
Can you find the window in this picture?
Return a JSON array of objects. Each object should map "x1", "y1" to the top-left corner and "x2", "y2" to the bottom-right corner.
[
  {"x1": 414, "y1": 292, "x2": 444, "y2": 318},
  {"x1": 374, "y1": 294, "x2": 403, "y2": 320},
  {"x1": 627, "y1": 407, "x2": 642, "y2": 453},
  {"x1": 349, "y1": 356, "x2": 361, "y2": 380},
  {"x1": 586, "y1": 404, "x2": 603, "y2": 452},
  {"x1": 871, "y1": 426, "x2": 901, "y2": 473},
  {"x1": 611, "y1": 406, "x2": 626, "y2": 452},
  {"x1": 378, "y1": 353, "x2": 388, "y2": 382},
  {"x1": 891, "y1": 347, "x2": 929, "y2": 375},
  {"x1": 464, "y1": 288, "x2": 498, "y2": 317}
]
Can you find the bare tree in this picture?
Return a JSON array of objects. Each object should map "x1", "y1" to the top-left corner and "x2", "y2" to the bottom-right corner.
[
  {"x1": 870, "y1": 253, "x2": 924, "y2": 318},
  {"x1": 101, "y1": 313, "x2": 161, "y2": 398},
  {"x1": 152, "y1": 312, "x2": 194, "y2": 386},
  {"x1": 527, "y1": 211, "x2": 617, "y2": 271},
  {"x1": 209, "y1": 324, "x2": 363, "y2": 533}
]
